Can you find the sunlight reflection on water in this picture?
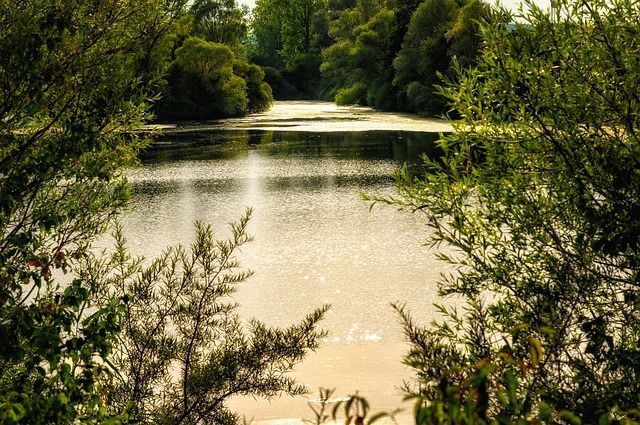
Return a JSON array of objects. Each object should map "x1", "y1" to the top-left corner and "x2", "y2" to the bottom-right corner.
[{"x1": 124, "y1": 130, "x2": 449, "y2": 344}]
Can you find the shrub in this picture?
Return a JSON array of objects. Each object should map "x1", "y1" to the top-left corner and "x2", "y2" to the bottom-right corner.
[
  {"x1": 0, "y1": 0, "x2": 180, "y2": 421},
  {"x1": 156, "y1": 37, "x2": 250, "y2": 120},
  {"x1": 85, "y1": 211, "x2": 328, "y2": 424},
  {"x1": 375, "y1": 0, "x2": 640, "y2": 419}
]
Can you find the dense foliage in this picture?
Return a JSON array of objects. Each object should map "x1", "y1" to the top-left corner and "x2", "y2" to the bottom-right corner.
[
  {"x1": 249, "y1": 0, "x2": 329, "y2": 98},
  {"x1": 155, "y1": 37, "x2": 268, "y2": 120},
  {"x1": 90, "y1": 0, "x2": 491, "y2": 114},
  {"x1": 247, "y1": 0, "x2": 487, "y2": 113},
  {"x1": 0, "y1": 0, "x2": 180, "y2": 421},
  {"x1": 393, "y1": 0, "x2": 488, "y2": 115},
  {"x1": 319, "y1": 0, "x2": 486, "y2": 113},
  {"x1": 377, "y1": 0, "x2": 640, "y2": 421},
  {"x1": 155, "y1": 0, "x2": 274, "y2": 120},
  {"x1": 191, "y1": 0, "x2": 250, "y2": 51},
  {"x1": 320, "y1": 0, "x2": 397, "y2": 108}
]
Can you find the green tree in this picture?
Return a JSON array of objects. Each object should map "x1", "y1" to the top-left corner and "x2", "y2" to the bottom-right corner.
[
  {"x1": 320, "y1": 0, "x2": 397, "y2": 108},
  {"x1": 446, "y1": 0, "x2": 488, "y2": 70},
  {"x1": 85, "y1": 212, "x2": 327, "y2": 425},
  {"x1": 191, "y1": 0, "x2": 249, "y2": 52},
  {"x1": 0, "y1": 0, "x2": 182, "y2": 422},
  {"x1": 249, "y1": 0, "x2": 329, "y2": 97},
  {"x1": 233, "y1": 61, "x2": 275, "y2": 112},
  {"x1": 156, "y1": 37, "x2": 249, "y2": 119},
  {"x1": 280, "y1": 0, "x2": 326, "y2": 62},
  {"x1": 249, "y1": 0, "x2": 286, "y2": 69},
  {"x1": 382, "y1": 0, "x2": 640, "y2": 419},
  {"x1": 393, "y1": 0, "x2": 459, "y2": 115},
  {"x1": 321, "y1": 0, "x2": 486, "y2": 113}
]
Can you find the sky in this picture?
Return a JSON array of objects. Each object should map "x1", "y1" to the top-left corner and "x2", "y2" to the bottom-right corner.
[{"x1": 495, "y1": 0, "x2": 552, "y2": 12}]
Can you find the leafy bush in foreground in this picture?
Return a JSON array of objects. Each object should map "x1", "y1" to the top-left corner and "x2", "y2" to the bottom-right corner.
[
  {"x1": 85, "y1": 210, "x2": 328, "y2": 425},
  {"x1": 373, "y1": 0, "x2": 640, "y2": 420},
  {"x1": 0, "y1": 1, "x2": 318, "y2": 423},
  {"x1": 0, "y1": 0, "x2": 182, "y2": 421}
]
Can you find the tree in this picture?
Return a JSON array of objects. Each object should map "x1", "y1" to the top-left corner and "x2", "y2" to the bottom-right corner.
[
  {"x1": 84, "y1": 212, "x2": 327, "y2": 425},
  {"x1": 320, "y1": 0, "x2": 397, "y2": 108},
  {"x1": 156, "y1": 37, "x2": 249, "y2": 119},
  {"x1": 446, "y1": 0, "x2": 488, "y2": 70},
  {"x1": 391, "y1": 0, "x2": 487, "y2": 116},
  {"x1": 191, "y1": 0, "x2": 249, "y2": 52},
  {"x1": 280, "y1": 0, "x2": 325, "y2": 62},
  {"x1": 320, "y1": 0, "x2": 485, "y2": 112},
  {"x1": 321, "y1": 0, "x2": 487, "y2": 114},
  {"x1": 249, "y1": 0, "x2": 329, "y2": 97},
  {"x1": 249, "y1": 0, "x2": 286, "y2": 69},
  {"x1": 155, "y1": 35, "x2": 274, "y2": 120},
  {"x1": 393, "y1": 0, "x2": 459, "y2": 115},
  {"x1": 382, "y1": 0, "x2": 640, "y2": 419},
  {"x1": 0, "y1": 0, "x2": 182, "y2": 422},
  {"x1": 233, "y1": 61, "x2": 275, "y2": 112}
]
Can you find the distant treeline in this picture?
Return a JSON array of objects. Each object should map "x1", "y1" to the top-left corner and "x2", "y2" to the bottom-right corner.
[
  {"x1": 251, "y1": 0, "x2": 488, "y2": 116},
  {"x1": 154, "y1": 0, "x2": 489, "y2": 120}
]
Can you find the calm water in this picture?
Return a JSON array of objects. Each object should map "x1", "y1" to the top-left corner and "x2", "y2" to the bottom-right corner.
[{"x1": 123, "y1": 129, "x2": 451, "y2": 418}]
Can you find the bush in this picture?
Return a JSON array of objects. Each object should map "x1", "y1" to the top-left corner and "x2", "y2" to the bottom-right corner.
[
  {"x1": 156, "y1": 37, "x2": 250, "y2": 120},
  {"x1": 233, "y1": 61, "x2": 274, "y2": 112},
  {"x1": 85, "y1": 211, "x2": 328, "y2": 424},
  {"x1": 262, "y1": 67, "x2": 303, "y2": 100},
  {"x1": 335, "y1": 83, "x2": 367, "y2": 105},
  {"x1": 0, "y1": 2, "x2": 318, "y2": 424},
  {"x1": 376, "y1": 0, "x2": 640, "y2": 419},
  {"x1": 0, "y1": 0, "x2": 180, "y2": 422}
]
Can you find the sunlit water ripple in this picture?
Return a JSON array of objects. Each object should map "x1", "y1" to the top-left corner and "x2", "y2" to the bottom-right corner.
[{"x1": 121, "y1": 129, "x2": 452, "y2": 417}]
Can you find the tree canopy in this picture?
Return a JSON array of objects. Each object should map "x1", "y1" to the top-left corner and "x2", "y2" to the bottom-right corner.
[
  {"x1": 158, "y1": 36, "x2": 274, "y2": 120},
  {"x1": 249, "y1": 0, "x2": 329, "y2": 97},
  {"x1": 318, "y1": 0, "x2": 487, "y2": 113},
  {"x1": 191, "y1": 0, "x2": 250, "y2": 51}
]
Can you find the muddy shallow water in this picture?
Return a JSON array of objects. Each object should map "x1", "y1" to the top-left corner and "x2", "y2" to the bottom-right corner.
[{"x1": 128, "y1": 103, "x2": 455, "y2": 421}]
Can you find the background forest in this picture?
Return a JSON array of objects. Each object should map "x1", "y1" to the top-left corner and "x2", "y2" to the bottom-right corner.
[{"x1": 151, "y1": 0, "x2": 488, "y2": 120}]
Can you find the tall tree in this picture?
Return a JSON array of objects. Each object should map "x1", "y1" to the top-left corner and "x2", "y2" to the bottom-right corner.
[
  {"x1": 191, "y1": 0, "x2": 249, "y2": 51},
  {"x1": 393, "y1": 0, "x2": 459, "y2": 114},
  {"x1": 249, "y1": 0, "x2": 286, "y2": 68},
  {"x1": 250, "y1": 0, "x2": 329, "y2": 97},
  {"x1": 446, "y1": 0, "x2": 488, "y2": 70},
  {"x1": 320, "y1": 0, "x2": 398, "y2": 108}
]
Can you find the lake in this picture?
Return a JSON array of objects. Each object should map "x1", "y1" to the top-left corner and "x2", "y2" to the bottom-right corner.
[{"x1": 125, "y1": 103, "x2": 453, "y2": 422}]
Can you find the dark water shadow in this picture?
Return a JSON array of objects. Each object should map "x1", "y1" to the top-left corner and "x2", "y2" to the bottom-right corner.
[{"x1": 139, "y1": 129, "x2": 445, "y2": 165}]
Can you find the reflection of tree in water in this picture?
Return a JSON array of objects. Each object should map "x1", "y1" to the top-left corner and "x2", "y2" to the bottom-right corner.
[{"x1": 140, "y1": 129, "x2": 443, "y2": 163}]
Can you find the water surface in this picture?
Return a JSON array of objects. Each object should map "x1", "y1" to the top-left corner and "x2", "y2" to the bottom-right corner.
[{"x1": 124, "y1": 129, "x2": 451, "y2": 419}]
